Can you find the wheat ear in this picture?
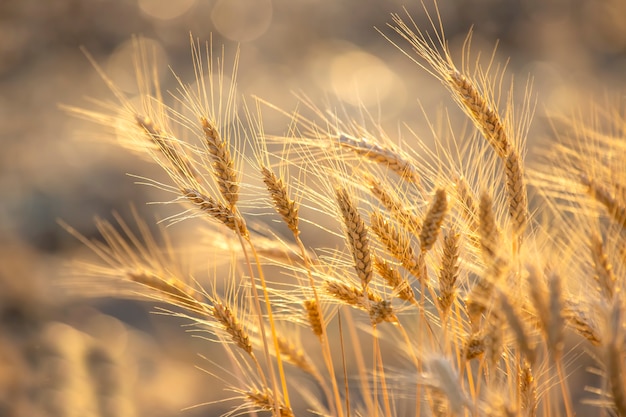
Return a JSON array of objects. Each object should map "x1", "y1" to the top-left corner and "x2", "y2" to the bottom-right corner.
[
  {"x1": 367, "y1": 175, "x2": 422, "y2": 233},
  {"x1": 590, "y1": 233, "x2": 616, "y2": 301},
  {"x1": 437, "y1": 229, "x2": 460, "y2": 317},
  {"x1": 201, "y1": 116, "x2": 239, "y2": 207},
  {"x1": 182, "y1": 187, "x2": 248, "y2": 237},
  {"x1": 336, "y1": 187, "x2": 373, "y2": 288},
  {"x1": 505, "y1": 149, "x2": 528, "y2": 238},
  {"x1": 419, "y1": 188, "x2": 448, "y2": 252},
  {"x1": 261, "y1": 166, "x2": 299, "y2": 235},
  {"x1": 245, "y1": 389, "x2": 294, "y2": 417},
  {"x1": 338, "y1": 133, "x2": 421, "y2": 184},
  {"x1": 370, "y1": 211, "x2": 422, "y2": 279},
  {"x1": 582, "y1": 174, "x2": 626, "y2": 229},
  {"x1": 374, "y1": 256, "x2": 416, "y2": 303}
]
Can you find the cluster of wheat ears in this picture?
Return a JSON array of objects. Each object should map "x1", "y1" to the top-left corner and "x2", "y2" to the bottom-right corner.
[{"x1": 61, "y1": 4, "x2": 626, "y2": 417}]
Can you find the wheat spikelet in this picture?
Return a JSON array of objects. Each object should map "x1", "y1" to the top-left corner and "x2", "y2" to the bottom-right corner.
[
  {"x1": 519, "y1": 363, "x2": 537, "y2": 417},
  {"x1": 212, "y1": 301, "x2": 253, "y2": 355},
  {"x1": 464, "y1": 332, "x2": 486, "y2": 361},
  {"x1": 366, "y1": 175, "x2": 422, "y2": 233},
  {"x1": 499, "y1": 291, "x2": 536, "y2": 364},
  {"x1": 368, "y1": 299, "x2": 397, "y2": 325},
  {"x1": 324, "y1": 280, "x2": 382, "y2": 309},
  {"x1": 201, "y1": 116, "x2": 240, "y2": 207},
  {"x1": 182, "y1": 187, "x2": 248, "y2": 237},
  {"x1": 590, "y1": 233, "x2": 616, "y2": 301},
  {"x1": 437, "y1": 229, "x2": 460, "y2": 316},
  {"x1": 582, "y1": 174, "x2": 626, "y2": 230},
  {"x1": 338, "y1": 133, "x2": 420, "y2": 184},
  {"x1": 135, "y1": 114, "x2": 199, "y2": 181},
  {"x1": 261, "y1": 166, "x2": 299, "y2": 236},
  {"x1": 335, "y1": 187, "x2": 373, "y2": 288},
  {"x1": 449, "y1": 70, "x2": 510, "y2": 159},
  {"x1": 245, "y1": 389, "x2": 294, "y2": 417},
  {"x1": 420, "y1": 188, "x2": 448, "y2": 252},
  {"x1": 370, "y1": 211, "x2": 422, "y2": 278},
  {"x1": 374, "y1": 256, "x2": 416, "y2": 303},
  {"x1": 479, "y1": 192, "x2": 501, "y2": 263},
  {"x1": 277, "y1": 335, "x2": 317, "y2": 378},
  {"x1": 303, "y1": 299, "x2": 323, "y2": 337},
  {"x1": 563, "y1": 301, "x2": 601, "y2": 346},
  {"x1": 505, "y1": 149, "x2": 528, "y2": 237}
]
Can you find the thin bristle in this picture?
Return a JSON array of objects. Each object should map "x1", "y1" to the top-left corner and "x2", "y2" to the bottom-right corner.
[{"x1": 419, "y1": 188, "x2": 448, "y2": 252}]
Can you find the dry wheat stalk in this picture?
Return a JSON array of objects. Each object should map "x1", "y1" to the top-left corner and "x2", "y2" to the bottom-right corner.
[
  {"x1": 261, "y1": 166, "x2": 299, "y2": 236},
  {"x1": 437, "y1": 229, "x2": 460, "y2": 316},
  {"x1": 420, "y1": 188, "x2": 448, "y2": 252},
  {"x1": 370, "y1": 210, "x2": 422, "y2": 279},
  {"x1": 182, "y1": 187, "x2": 248, "y2": 237},
  {"x1": 337, "y1": 133, "x2": 421, "y2": 184},
  {"x1": 505, "y1": 149, "x2": 528, "y2": 237},
  {"x1": 335, "y1": 187, "x2": 373, "y2": 288},
  {"x1": 479, "y1": 192, "x2": 501, "y2": 263},
  {"x1": 201, "y1": 116, "x2": 240, "y2": 207},
  {"x1": 374, "y1": 256, "x2": 416, "y2": 303}
]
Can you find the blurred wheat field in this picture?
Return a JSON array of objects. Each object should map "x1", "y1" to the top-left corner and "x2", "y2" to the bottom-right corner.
[{"x1": 3, "y1": 0, "x2": 626, "y2": 416}]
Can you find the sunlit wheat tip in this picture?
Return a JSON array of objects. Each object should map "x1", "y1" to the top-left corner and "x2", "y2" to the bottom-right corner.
[
  {"x1": 419, "y1": 188, "x2": 448, "y2": 252},
  {"x1": 200, "y1": 116, "x2": 239, "y2": 207}
]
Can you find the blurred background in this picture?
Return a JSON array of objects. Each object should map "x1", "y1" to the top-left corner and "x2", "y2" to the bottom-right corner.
[{"x1": 1, "y1": 0, "x2": 626, "y2": 415}]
